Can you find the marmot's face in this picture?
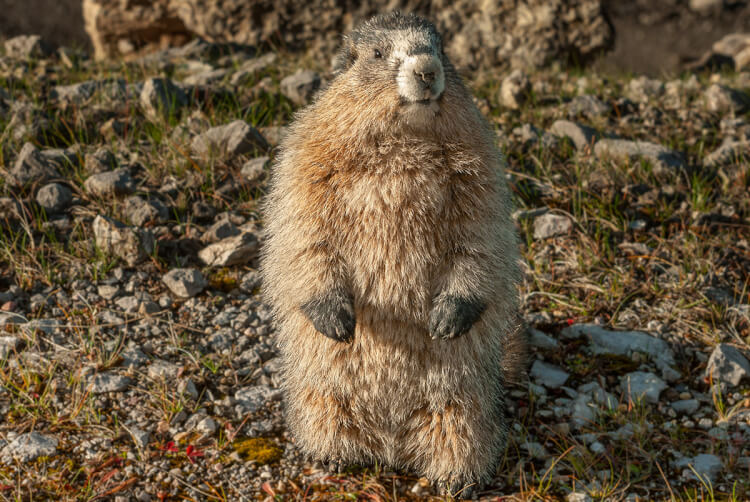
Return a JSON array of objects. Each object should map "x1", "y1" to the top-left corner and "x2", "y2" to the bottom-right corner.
[{"x1": 334, "y1": 14, "x2": 449, "y2": 128}]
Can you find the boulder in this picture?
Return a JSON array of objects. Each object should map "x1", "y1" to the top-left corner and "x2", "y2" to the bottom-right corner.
[{"x1": 82, "y1": 0, "x2": 613, "y2": 72}]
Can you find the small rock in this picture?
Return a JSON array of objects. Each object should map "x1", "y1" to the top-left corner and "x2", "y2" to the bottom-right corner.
[
  {"x1": 234, "y1": 385, "x2": 282, "y2": 414},
  {"x1": 682, "y1": 454, "x2": 723, "y2": 483},
  {"x1": 689, "y1": 0, "x2": 723, "y2": 10},
  {"x1": 549, "y1": 120, "x2": 599, "y2": 150},
  {"x1": 4, "y1": 35, "x2": 50, "y2": 59},
  {"x1": 0, "y1": 336, "x2": 23, "y2": 359},
  {"x1": 533, "y1": 213, "x2": 572, "y2": 239},
  {"x1": 127, "y1": 426, "x2": 150, "y2": 449},
  {"x1": 36, "y1": 183, "x2": 72, "y2": 213},
  {"x1": 499, "y1": 69, "x2": 530, "y2": 109},
  {"x1": 84, "y1": 168, "x2": 135, "y2": 196},
  {"x1": 10, "y1": 143, "x2": 60, "y2": 186},
  {"x1": 162, "y1": 269, "x2": 207, "y2": 298},
  {"x1": 621, "y1": 371, "x2": 667, "y2": 405},
  {"x1": 201, "y1": 220, "x2": 240, "y2": 244},
  {"x1": 567, "y1": 94, "x2": 610, "y2": 117},
  {"x1": 241, "y1": 156, "x2": 269, "y2": 183},
  {"x1": 0, "y1": 432, "x2": 57, "y2": 463},
  {"x1": 704, "y1": 139, "x2": 750, "y2": 167},
  {"x1": 85, "y1": 147, "x2": 117, "y2": 173},
  {"x1": 280, "y1": 69, "x2": 321, "y2": 105},
  {"x1": 704, "y1": 84, "x2": 750, "y2": 114},
  {"x1": 594, "y1": 139, "x2": 685, "y2": 170},
  {"x1": 705, "y1": 343, "x2": 750, "y2": 386},
  {"x1": 626, "y1": 76, "x2": 664, "y2": 104},
  {"x1": 92, "y1": 215, "x2": 155, "y2": 266},
  {"x1": 191, "y1": 120, "x2": 268, "y2": 160},
  {"x1": 199, "y1": 232, "x2": 260, "y2": 267},
  {"x1": 196, "y1": 416, "x2": 217, "y2": 434},
  {"x1": 124, "y1": 196, "x2": 169, "y2": 226},
  {"x1": 50, "y1": 81, "x2": 99, "y2": 107},
  {"x1": 671, "y1": 399, "x2": 700, "y2": 415},
  {"x1": 148, "y1": 360, "x2": 180, "y2": 379},
  {"x1": 567, "y1": 492, "x2": 592, "y2": 502},
  {"x1": 140, "y1": 77, "x2": 188, "y2": 118},
  {"x1": 530, "y1": 360, "x2": 570, "y2": 389},
  {"x1": 230, "y1": 53, "x2": 278, "y2": 85},
  {"x1": 87, "y1": 372, "x2": 133, "y2": 393}
]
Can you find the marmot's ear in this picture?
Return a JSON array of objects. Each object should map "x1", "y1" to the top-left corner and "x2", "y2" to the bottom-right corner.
[{"x1": 333, "y1": 36, "x2": 357, "y2": 75}]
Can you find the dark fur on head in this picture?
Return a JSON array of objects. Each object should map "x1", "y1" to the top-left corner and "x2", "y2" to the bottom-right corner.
[{"x1": 333, "y1": 12, "x2": 443, "y2": 76}]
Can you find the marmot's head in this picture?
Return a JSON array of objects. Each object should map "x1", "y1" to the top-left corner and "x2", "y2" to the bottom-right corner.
[{"x1": 333, "y1": 12, "x2": 454, "y2": 129}]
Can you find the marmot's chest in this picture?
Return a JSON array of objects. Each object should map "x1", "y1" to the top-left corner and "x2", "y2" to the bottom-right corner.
[{"x1": 335, "y1": 158, "x2": 453, "y2": 317}]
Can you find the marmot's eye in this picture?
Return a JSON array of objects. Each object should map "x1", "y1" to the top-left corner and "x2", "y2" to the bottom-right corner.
[{"x1": 373, "y1": 49, "x2": 382, "y2": 59}]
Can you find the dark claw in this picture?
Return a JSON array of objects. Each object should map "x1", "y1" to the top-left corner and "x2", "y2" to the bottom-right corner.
[
  {"x1": 429, "y1": 294, "x2": 486, "y2": 340},
  {"x1": 301, "y1": 289, "x2": 356, "y2": 342}
]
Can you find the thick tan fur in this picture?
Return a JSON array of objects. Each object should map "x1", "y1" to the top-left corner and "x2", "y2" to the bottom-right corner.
[{"x1": 260, "y1": 16, "x2": 524, "y2": 490}]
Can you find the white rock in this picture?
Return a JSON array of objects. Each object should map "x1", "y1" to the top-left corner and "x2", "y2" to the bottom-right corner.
[
  {"x1": 84, "y1": 168, "x2": 135, "y2": 196},
  {"x1": 549, "y1": 120, "x2": 598, "y2": 150},
  {"x1": 499, "y1": 69, "x2": 530, "y2": 109},
  {"x1": 0, "y1": 432, "x2": 57, "y2": 463},
  {"x1": 93, "y1": 215, "x2": 155, "y2": 267},
  {"x1": 147, "y1": 360, "x2": 180, "y2": 379},
  {"x1": 705, "y1": 343, "x2": 750, "y2": 386},
  {"x1": 199, "y1": 231, "x2": 260, "y2": 267},
  {"x1": 162, "y1": 268, "x2": 207, "y2": 298},
  {"x1": 533, "y1": 213, "x2": 572, "y2": 239},
  {"x1": 191, "y1": 120, "x2": 268, "y2": 159},
  {"x1": 140, "y1": 77, "x2": 187, "y2": 118},
  {"x1": 0, "y1": 336, "x2": 23, "y2": 359}
]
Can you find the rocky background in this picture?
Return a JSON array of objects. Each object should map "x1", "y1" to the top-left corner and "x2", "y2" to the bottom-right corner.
[{"x1": 0, "y1": 1, "x2": 749, "y2": 501}]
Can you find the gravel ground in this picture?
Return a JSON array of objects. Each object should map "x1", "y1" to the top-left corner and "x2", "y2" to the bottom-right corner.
[{"x1": 0, "y1": 35, "x2": 748, "y2": 501}]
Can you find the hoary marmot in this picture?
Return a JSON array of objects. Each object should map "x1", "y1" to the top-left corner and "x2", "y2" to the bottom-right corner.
[{"x1": 260, "y1": 11, "x2": 525, "y2": 496}]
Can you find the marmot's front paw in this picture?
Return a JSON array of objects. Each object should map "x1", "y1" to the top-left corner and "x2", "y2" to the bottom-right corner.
[
  {"x1": 301, "y1": 290, "x2": 356, "y2": 342},
  {"x1": 429, "y1": 294, "x2": 486, "y2": 340}
]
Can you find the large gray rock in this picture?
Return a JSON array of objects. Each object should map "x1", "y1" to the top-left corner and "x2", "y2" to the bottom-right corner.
[
  {"x1": 705, "y1": 343, "x2": 750, "y2": 387},
  {"x1": 594, "y1": 139, "x2": 685, "y2": 170},
  {"x1": 191, "y1": 120, "x2": 268, "y2": 160},
  {"x1": 163, "y1": 268, "x2": 207, "y2": 298},
  {"x1": 92, "y1": 215, "x2": 155, "y2": 266},
  {"x1": 0, "y1": 432, "x2": 57, "y2": 463},
  {"x1": 10, "y1": 143, "x2": 60, "y2": 186},
  {"x1": 83, "y1": 0, "x2": 613, "y2": 72}
]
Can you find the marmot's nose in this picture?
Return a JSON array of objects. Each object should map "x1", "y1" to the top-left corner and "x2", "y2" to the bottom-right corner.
[{"x1": 416, "y1": 70, "x2": 436, "y2": 88}]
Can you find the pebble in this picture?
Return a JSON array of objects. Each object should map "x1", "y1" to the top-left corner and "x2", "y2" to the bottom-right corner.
[
  {"x1": 36, "y1": 183, "x2": 73, "y2": 213},
  {"x1": 594, "y1": 139, "x2": 685, "y2": 170},
  {"x1": 549, "y1": 119, "x2": 599, "y2": 150},
  {"x1": 0, "y1": 432, "x2": 57, "y2": 463},
  {"x1": 84, "y1": 168, "x2": 136, "y2": 196},
  {"x1": 191, "y1": 120, "x2": 269, "y2": 159},
  {"x1": 199, "y1": 231, "x2": 260, "y2": 267},
  {"x1": 87, "y1": 372, "x2": 133, "y2": 393},
  {"x1": 533, "y1": 213, "x2": 572, "y2": 239},
  {"x1": 162, "y1": 268, "x2": 207, "y2": 298}
]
